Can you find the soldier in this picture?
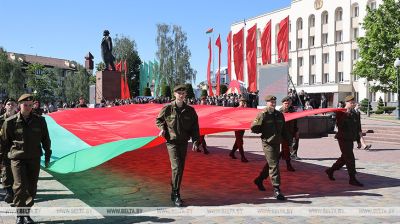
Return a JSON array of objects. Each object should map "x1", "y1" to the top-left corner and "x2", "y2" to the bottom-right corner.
[
  {"x1": 251, "y1": 95, "x2": 292, "y2": 200},
  {"x1": 325, "y1": 95, "x2": 364, "y2": 187},
  {"x1": 1, "y1": 94, "x2": 52, "y2": 224},
  {"x1": 156, "y1": 85, "x2": 200, "y2": 207},
  {"x1": 229, "y1": 97, "x2": 248, "y2": 162},
  {"x1": 279, "y1": 96, "x2": 298, "y2": 171},
  {"x1": 76, "y1": 96, "x2": 88, "y2": 108},
  {"x1": 0, "y1": 98, "x2": 17, "y2": 203}
]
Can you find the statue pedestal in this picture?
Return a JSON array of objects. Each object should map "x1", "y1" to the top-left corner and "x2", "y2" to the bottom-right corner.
[{"x1": 96, "y1": 70, "x2": 120, "y2": 103}]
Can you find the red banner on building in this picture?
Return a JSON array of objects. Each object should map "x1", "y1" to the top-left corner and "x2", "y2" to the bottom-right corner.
[
  {"x1": 277, "y1": 16, "x2": 289, "y2": 62},
  {"x1": 261, "y1": 20, "x2": 271, "y2": 65},
  {"x1": 227, "y1": 31, "x2": 232, "y2": 81},
  {"x1": 207, "y1": 37, "x2": 214, "y2": 96},
  {"x1": 246, "y1": 24, "x2": 257, "y2": 92},
  {"x1": 233, "y1": 28, "x2": 244, "y2": 81}
]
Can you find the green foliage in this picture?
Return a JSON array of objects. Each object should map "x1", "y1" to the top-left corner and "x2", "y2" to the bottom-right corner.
[
  {"x1": 360, "y1": 98, "x2": 372, "y2": 113},
  {"x1": 26, "y1": 63, "x2": 59, "y2": 103},
  {"x1": 353, "y1": 0, "x2": 400, "y2": 92},
  {"x1": 143, "y1": 87, "x2": 151, "y2": 96},
  {"x1": 375, "y1": 109, "x2": 384, "y2": 114},
  {"x1": 161, "y1": 84, "x2": 172, "y2": 98},
  {"x1": 0, "y1": 48, "x2": 27, "y2": 98},
  {"x1": 95, "y1": 62, "x2": 105, "y2": 72},
  {"x1": 156, "y1": 24, "x2": 197, "y2": 88},
  {"x1": 185, "y1": 83, "x2": 195, "y2": 99},
  {"x1": 220, "y1": 84, "x2": 228, "y2": 95},
  {"x1": 201, "y1": 89, "x2": 208, "y2": 97},
  {"x1": 383, "y1": 106, "x2": 396, "y2": 114},
  {"x1": 64, "y1": 66, "x2": 90, "y2": 103},
  {"x1": 113, "y1": 35, "x2": 142, "y2": 97},
  {"x1": 377, "y1": 96, "x2": 385, "y2": 110}
]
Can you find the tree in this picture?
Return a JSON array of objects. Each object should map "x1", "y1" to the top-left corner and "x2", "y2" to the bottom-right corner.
[
  {"x1": 353, "y1": 0, "x2": 400, "y2": 93},
  {"x1": 201, "y1": 89, "x2": 208, "y2": 97},
  {"x1": 185, "y1": 83, "x2": 195, "y2": 99},
  {"x1": 156, "y1": 24, "x2": 197, "y2": 88},
  {"x1": 26, "y1": 64, "x2": 59, "y2": 103},
  {"x1": 360, "y1": 98, "x2": 372, "y2": 114},
  {"x1": 377, "y1": 96, "x2": 385, "y2": 110},
  {"x1": 0, "y1": 48, "x2": 26, "y2": 98},
  {"x1": 64, "y1": 66, "x2": 90, "y2": 103},
  {"x1": 161, "y1": 84, "x2": 172, "y2": 98},
  {"x1": 220, "y1": 84, "x2": 228, "y2": 95},
  {"x1": 113, "y1": 35, "x2": 142, "y2": 97},
  {"x1": 95, "y1": 62, "x2": 105, "y2": 71},
  {"x1": 144, "y1": 87, "x2": 151, "y2": 96}
]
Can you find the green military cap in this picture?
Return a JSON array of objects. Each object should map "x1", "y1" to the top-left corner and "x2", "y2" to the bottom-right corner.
[
  {"x1": 239, "y1": 97, "x2": 247, "y2": 101},
  {"x1": 265, "y1": 95, "x2": 277, "y2": 102},
  {"x1": 4, "y1": 98, "x2": 16, "y2": 104},
  {"x1": 281, "y1": 96, "x2": 291, "y2": 103},
  {"x1": 345, "y1": 95, "x2": 355, "y2": 102},
  {"x1": 18, "y1": 93, "x2": 34, "y2": 102},
  {"x1": 173, "y1": 84, "x2": 187, "y2": 92}
]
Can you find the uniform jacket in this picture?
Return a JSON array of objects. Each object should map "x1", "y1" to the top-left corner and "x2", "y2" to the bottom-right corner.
[
  {"x1": 251, "y1": 108, "x2": 292, "y2": 145},
  {"x1": 156, "y1": 102, "x2": 200, "y2": 143},
  {"x1": 335, "y1": 110, "x2": 360, "y2": 141},
  {"x1": 1, "y1": 112, "x2": 52, "y2": 160},
  {"x1": 279, "y1": 106, "x2": 298, "y2": 138}
]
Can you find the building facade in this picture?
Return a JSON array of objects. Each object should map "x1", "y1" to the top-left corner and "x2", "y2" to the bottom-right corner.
[{"x1": 230, "y1": 0, "x2": 397, "y2": 108}]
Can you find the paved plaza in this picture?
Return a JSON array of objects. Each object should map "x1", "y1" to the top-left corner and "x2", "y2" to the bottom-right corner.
[{"x1": 0, "y1": 117, "x2": 399, "y2": 224}]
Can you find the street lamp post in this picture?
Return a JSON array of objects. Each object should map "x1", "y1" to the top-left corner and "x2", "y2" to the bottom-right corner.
[{"x1": 394, "y1": 58, "x2": 400, "y2": 120}]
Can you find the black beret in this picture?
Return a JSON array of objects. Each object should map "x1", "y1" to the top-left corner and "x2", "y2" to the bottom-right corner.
[
  {"x1": 345, "y1": 95, "x2": 355, "y2": 102},
  {"x1": 281, "y1": 96, "x2": 291, "y2": 103},
  {"x1": 4, "y1": 98, "x2": 16, "y2": 104},
  {"x1": 265, "y1": 95, "x2": 277, "y2": 101},
  {"x1": 173, "y1": 84, "x2": 187, "y2": 92},
  {"x1": 18, "y1": 94, "x2": 33, "y2": 102}
]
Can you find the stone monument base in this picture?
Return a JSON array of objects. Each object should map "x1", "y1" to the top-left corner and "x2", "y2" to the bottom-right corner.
[{"x1": 96, "y1": 70, "x2": 120, "y2": 103}]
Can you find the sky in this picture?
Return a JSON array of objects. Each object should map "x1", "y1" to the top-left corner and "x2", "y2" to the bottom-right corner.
[{"x1": 1, "y1": 0, "x2": 291, "y2": 85}]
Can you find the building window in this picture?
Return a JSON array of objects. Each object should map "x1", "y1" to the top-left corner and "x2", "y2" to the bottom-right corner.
[
  {"x1": 323, "y1": 53, "x2": 329, "y2": 63},
  {"x1": 322, "y1": 12, "x2": 328, "y2": 24},
  {"x1": 335, "y1": 31, "x2": 343, "y2": 42},
  {"x1": 257, "y1": 47, "x2": 262, "y2": 58},
  {"x1": 369, "y1": 1, "x2": 377, "y2": 10},
  {"x1": 388, "y1": 92, "x2": 398, "y2": 102},
  {"x1": 338, "y1": 72, "x2": 344, "y2": 82},
  {"x1": 322, "y1": 33, "x2": 328, "y2": 45},
  {"x1": 297, "y1": 38, "x2": 303, "y2": 49},
  {"x1": 323, "y1": 73, "x2": 329, "y2": 83},
  {"x1": 354, "y1": 6, "x2": 359, "y2": 17},
  {"x1": 310, "y1": 74, "x2": 316, "y2": 85},
  {"x1": 298, "y1": 76, "x2": 303, "y2": 85},
  {"x1": 310, "y1": 55, "x2": 316, "y2": 65},
  {"x1": 337, "y1": 51, "x2": 344, "y2": 61},
  {"x1": 309, "y1": 16, "x2": 315, "y2": 27},
  {"x1": 353, "y1": 73, "x2": 359, "y2": 81},
  {"x1": 297, "y1": 19, "x2": 303, "y2": 30},
  {"x1": 309, "y1": 36, "x2": 315, "y2": 47},
  {"x1": 298, "y1": 57, "x2": 303, "y2": 67},
  {"x1": 289, "y1": 59, "x2": 292, "y2": 67},
  {"x1": 289, "y1": 41, "x2": 291, "y2": 50},
  {"x1": 336, "y1": 9, "x2": 343, "y2": 21},
  {"x1": 353, "y1": 49, "x2": 359, "y2": 60},
  {"x1": 353, "y1": 28, "x2": 359, "y2": 40}
]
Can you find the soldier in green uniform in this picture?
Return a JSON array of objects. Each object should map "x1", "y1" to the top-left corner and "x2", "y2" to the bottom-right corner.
[
  {"x1": 1, "y1": 94, "x2": 52, "y2": 224},
  {"x1": 229, "y1": 97, "x2": 248, "y2": 162},
  {"x1": 0, "y1": 98, "x2": 17, "y2": 203},
  {"x1": 325, "y1": 95, "x2": 363, "y2": 187},
  {"x1": 156, "y1": 85, "x2": 200, "y2": 207},
  {"x1": 279, "y1": 96, "x2": 298, "y2": 172},
  {"x1": 251, "y1": 95, "x2": 292, "y2": 200}
]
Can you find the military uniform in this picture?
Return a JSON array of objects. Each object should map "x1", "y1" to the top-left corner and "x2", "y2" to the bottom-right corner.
[
  {"x1": 1, "y1": 94, "x2": 52, "y2": 223},
  {"x1": 251, "y1": 95, "x2": 291, "y2": 200},
  {"x1": 0, "y1": 113, "x2": 15, "y2": 201},
  {"x1": 229, "y1": 97, "x2": 248, "y2": 162},
  {"x1": 156, "y1": 85, "x2": 200, "y2": 206},
  {"x1": 279, "y1": 96, "x2": 298, "y2": 171},
  {"x1": 326, "y1": 95, "x2": 363, "y2": 186}
]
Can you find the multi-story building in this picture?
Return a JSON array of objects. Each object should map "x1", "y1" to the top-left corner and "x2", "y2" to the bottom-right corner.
[{"x1": 230, "y1": 0, "x2": 397, "y2": 108}]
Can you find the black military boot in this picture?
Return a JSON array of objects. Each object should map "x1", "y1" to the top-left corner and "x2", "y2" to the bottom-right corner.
[
  {"x1": 286, "y1": 160, "x2": 295, "y2": 172},
  {"x1": 203, "y1": 147, "x2": 210, "y2": 155},
  {"x1": 349, "y1": 176, "x2": 364, "y2": 187},
  {"x1": 4, "y1": 187, "x2": 14, "y2": 203},
  {"x1": 241, "y1": 157, "x2": 248, "y2": 163},
  {"x1": 273, "y1": 187, "x2": 285, "y2": 201},
  {"x1": 173, "y1": 190, "x2": 183, "y2": 207},
  {"x1": 229, "y1": 151, "x2": 237, "y2": 159},
  {"x1": 16, "y1": 216, "x2": 24, "y2": 224},
  {"x1": 253, "y1": 177, "x2": 266, "y2": 191},
  {"x1": 170, "y1": 191, "x2": 175, "y2": 202},
  {"x1": 325, "y1": 168, "x2": 335, "y2": 181}
]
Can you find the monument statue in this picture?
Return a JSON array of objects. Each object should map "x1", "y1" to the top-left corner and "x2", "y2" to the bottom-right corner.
[{"x1": 101, "y1": 30, "x2": 116, "y2": 71}]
